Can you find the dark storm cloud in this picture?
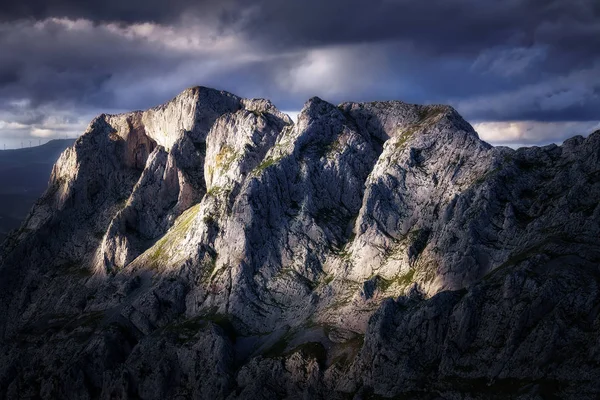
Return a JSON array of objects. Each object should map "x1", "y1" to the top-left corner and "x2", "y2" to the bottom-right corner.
[
  {"x1": 0, "y1": 0, "x2": 599, "y2": 147},
  {"x1": 250, "y1": 0, "x2": 600, "y2": 52},
  {"x1": 0, "y1": 0, "x2": 227, "y2": 23},
  {"x1": 6, "y1": 0, "x2": 598, "y2": 54},
  {"x1": 3, "y1": 0, "x2": 599, "y2": 58}
]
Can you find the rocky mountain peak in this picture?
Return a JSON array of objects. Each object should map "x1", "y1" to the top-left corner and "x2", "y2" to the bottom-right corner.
[
  {"x1": 105, "y1": 86, "x2": 243, "y2": 152},
  {"x1": 1, "y1": 87, "x2": 599, "y2": 399}
]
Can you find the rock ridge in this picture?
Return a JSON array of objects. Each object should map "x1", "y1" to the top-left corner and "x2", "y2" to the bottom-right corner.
[{"x1": 1, "y1": 87, "x2": 599, "y2": 399}]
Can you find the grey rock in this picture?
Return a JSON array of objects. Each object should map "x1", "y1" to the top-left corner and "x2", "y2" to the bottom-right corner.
[
  {"x1": 341, "y1": 249, "x2": 600, "y2": 399},
  {"x1": 1, "y1": 86, "x2": 599, "y2": 399}
]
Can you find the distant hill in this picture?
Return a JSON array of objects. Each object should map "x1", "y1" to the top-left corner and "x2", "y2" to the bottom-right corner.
[{"x1": 0, "y1": 139, "x2": 74, "y2": 240}]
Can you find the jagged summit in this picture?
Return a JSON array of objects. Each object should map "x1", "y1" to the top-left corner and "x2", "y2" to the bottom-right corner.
[{"x1": 1, "y1": 87, "x2": 599, "y2": 399}]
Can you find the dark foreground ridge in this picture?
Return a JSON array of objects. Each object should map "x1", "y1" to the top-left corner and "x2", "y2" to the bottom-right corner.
[{"x1": 1, "y1": 86, "x2": 599, "y2": 399}]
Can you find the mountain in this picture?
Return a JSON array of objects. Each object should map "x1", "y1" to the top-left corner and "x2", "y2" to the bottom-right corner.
[
  {"x1": 1, "y1": 87, "x2": 599, "y2": 399},
  {"x1": 0, "y1": 139, "x2": 75, "y2": 241}
]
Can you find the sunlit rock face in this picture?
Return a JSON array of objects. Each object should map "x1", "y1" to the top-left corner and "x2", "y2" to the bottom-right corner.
[{"x1": 1, "y1": 87, "x2": 599, "y2": 399}]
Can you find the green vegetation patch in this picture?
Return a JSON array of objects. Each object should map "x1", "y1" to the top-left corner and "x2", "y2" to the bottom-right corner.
[
  {"x1": 164, "y1": 313, "x2": 237, "y2": 344},
  {"x1": 215, "y1": 145, "x2": 238, "y2": 170},
  {"x1": 201, "y1": 311, "x2": 238, "y2": 343},
  {"x1": 394, "y1": 106, "x2": 448, "y2": 151},
  {"x1": 394, "y1": 128, "x2": 418, "y2": 150},
  {"x1": 377, "y1": 269, "x2": 416, "y2": 292},
  {"x1": 321, "y1": 273, "x2": 335, "y2": 286},
  {"x1": 206, "y1": 185, "x2": 231, "y2": 198},
  {"x1": 326, "y1": 290, "x2": 356, "y2": 310},
  {"x1": 147, "y1": 203, "x2": 201, "y2": 267},
  {"x1": 254, "y1": 155, "x2": 284, "y2": 174},
  {"x1": 315, "y1": 134, "x2": 345, "y2": 159},
  {"x1": 164, "y1": 317, "x2": 208, "y2": 344},
  {"x1": 417, "y1": 105, "x2": 446, "y2": 122},
  {"x1": 200, "y1": 251, "x2": 219, "y2": 283},
  {"x1": 57, "y1": 262, "x2": 93, "y2": 278}
]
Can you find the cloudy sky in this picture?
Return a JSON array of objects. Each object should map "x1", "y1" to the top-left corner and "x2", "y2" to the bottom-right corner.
[{"x1": 0, "y1": 0, "x2": 599, "y2": 148}]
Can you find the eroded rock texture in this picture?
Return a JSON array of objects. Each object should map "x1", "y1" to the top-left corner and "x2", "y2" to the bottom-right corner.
[{"x1": 1, "y1": 86, "x2": 599, "y2": 399}]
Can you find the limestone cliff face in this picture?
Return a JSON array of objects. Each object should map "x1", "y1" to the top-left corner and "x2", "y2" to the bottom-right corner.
[{"x1": 1, "y1": 87, "x2": 599, "y2": 399}]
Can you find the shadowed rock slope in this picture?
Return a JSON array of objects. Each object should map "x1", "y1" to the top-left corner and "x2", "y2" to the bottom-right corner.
[{"x1": 1, "y1": 86, "x2": 599, "y2": 399}]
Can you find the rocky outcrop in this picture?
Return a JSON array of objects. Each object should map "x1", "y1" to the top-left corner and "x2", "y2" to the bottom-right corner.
[
  {"x1": 339, "y1": 243, "x2": 600, "y2": 399},
  {"x1": 1, "y1": 86, "x2": 599, "y2": 399}
]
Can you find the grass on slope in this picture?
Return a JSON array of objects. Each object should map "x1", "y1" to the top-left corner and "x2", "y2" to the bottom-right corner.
[{"x1": 146, "y1": 203, "x2": 201, "y2": 268}]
